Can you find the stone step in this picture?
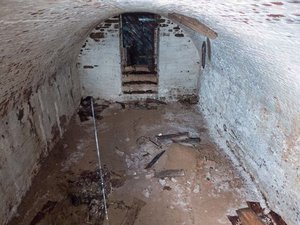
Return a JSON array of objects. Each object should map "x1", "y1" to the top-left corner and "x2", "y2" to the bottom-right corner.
[
  {"x1": 122, "y1": 84, "x2": 158, "y2": 94},
  {"x1": 122, "y1": 74, "x2": 158, "y2": 84}
]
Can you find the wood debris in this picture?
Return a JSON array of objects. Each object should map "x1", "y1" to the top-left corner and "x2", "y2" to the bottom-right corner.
[
  {"x1": 145, "y1": 150, "x2": 166, "y2": 169},
  {"x1": 168, "y1": 13, "x2": 218, "y2": 39},
  {"x1": 155, "y1": 169, "x2": 185, "y2": 178},
  {"x1": 228, "y1": 202, "x2": 287, "y2": 225}
]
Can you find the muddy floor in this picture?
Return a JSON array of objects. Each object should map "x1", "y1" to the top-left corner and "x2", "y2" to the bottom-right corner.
[{"x1": 8, "y1": 101, "x2": 265, "y2": 225}]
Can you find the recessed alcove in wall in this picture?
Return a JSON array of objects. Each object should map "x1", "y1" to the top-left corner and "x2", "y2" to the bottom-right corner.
[
  {"x1": 120, "y1": 13, "x2": 159, "y2": 94},
  {"x1": 77, "y1": 12, "x2": 204, "y2": 101}
]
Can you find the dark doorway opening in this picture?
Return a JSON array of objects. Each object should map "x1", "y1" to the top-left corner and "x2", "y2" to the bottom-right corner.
[{"x1": 120, "y1": 13, "x2": 159, "y2": 94}]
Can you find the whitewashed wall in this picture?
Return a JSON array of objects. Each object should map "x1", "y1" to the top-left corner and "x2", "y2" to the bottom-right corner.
[
  {"x1": 77, "y1": 17, "x2": 123, "y2": 100},
  {"x1": 77, "y1": 16, "x2": 201, "y2": 101},
  {"x1": 0, "y1": 63, "x2": 80, "y2": 225},
  {"x1": 158, "y1": 18, "x2": 201, "y2": 100}
]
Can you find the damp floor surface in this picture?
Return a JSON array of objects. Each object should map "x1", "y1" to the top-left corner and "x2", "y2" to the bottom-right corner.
[{"x1": 8, "y1": 102, "x2": 265, "y2": 225}]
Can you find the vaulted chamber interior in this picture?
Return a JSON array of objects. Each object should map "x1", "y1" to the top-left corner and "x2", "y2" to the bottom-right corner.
[{"x1": 1, "y1": 1, "x2": 300, "y2": 225}]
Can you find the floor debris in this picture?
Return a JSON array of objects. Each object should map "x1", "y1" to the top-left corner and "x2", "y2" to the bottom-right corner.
[
  {"x1": 158, "y1": 179, "x2": 167, "y2": 186},
  {"x1": 156, "y1": 132, "x2": 189, "y2": 141},
  {"x1": 144, "y1": 150, "x2": 166, "y2": 169},
  {"x1": 155, "y1": 169, "x2": 185, "y2": 178},
  {"x1": 156, "y1": 131, "x2": 201, "y2": 147},
  {"x1": 115, "y1": 98, "x2": 166, "y2": 110},
  {"x1": 228, "y1": 202, "x2": 287, "y2": 225},
  {"x1": 178, "y1": 94, "x2": 199, "y2": 105},
  {"x1": 192, "y1": 184, "x2": 201, "y2": 194},
  {"x1": 9, "y1": 102, "x2": 269, "y2": 225},
  {"x1": 237, "y1": 208, "x2": 265, "y2": 225},
  {"x1": 68, "y1": 168, "x2": 111, "y2": 224},
  {"x1": 29, "y1": 201, "x2": 57, "y2": 225},
  {"x1": 110, "y1": 170, "x2": 127, "y2": 188},
  {"x1": 121, "y1": 198, "x2": 146, "y2": 225},
  {"x1": 78, "y1": 96, "x2": 110, "y2": 121},
  {"x1": 136, "y1": 136, "x2": 162, "y2": 149}
]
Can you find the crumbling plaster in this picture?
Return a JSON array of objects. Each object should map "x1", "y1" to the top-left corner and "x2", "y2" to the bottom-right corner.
[{"x1": 0, "y1": 0, "x2": 300, "y2": 224}]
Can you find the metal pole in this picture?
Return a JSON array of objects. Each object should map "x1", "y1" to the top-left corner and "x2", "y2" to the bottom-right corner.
[{"x1": 90, "y1": 98, "x2": 109, "y2": 222}]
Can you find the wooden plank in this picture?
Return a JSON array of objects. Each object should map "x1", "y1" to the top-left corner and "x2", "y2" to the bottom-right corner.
[
  {"x1": 236, "y1": 208, "x2": 265, "y2": 225},
  {"x1": 268, "y1": 210, "x2": 287, "y2": 225},
  {"x1": 227, "y1": 215, "x2": 241, "y2": 225},
  {"x1": 155, "y1": 169, "x2": 185, "y2": 178},
  {"x1": 145, "y1": 150, "x2": 166, "y2": 169},
  {"x1": 156, "y1": 132, "x2": 189, "y2": 140},
  {"x1": 168, "y1": 13, "x2": 218, "y2": 39},
  {"x1": 246, "y1": 201, "x2": 264, "y2": 215}
]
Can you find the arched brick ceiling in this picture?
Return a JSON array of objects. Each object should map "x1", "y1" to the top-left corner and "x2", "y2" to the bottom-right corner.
[{"x1": 1, "y1": 0, "x2": 299, "y2": 116}]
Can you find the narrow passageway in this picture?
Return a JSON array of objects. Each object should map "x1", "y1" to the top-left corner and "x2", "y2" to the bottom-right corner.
[{"x1": 8, "y1": 101, "x2": 264, "y2": 225}]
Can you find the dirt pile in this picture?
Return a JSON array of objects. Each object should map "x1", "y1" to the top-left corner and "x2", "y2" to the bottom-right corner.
[
  {"x1": 68, "y1": 168, "x2": 111, "y2": 224},
  {"x1": 77, "y1": 96, "x2": 110, "y2": 121},
  {"x1": 28, "y1": 168, "x2": 111, "y2": 225}
]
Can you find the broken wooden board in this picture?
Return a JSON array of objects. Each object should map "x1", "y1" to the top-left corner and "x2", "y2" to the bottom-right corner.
[
  {"x1": 121, "y1": 198, "x2": 146, "y2": 225},
  {"x1": 236, "y1": 208, "x2": 265, "y2": 225},
  {"x1": 227, "y1": 215, "x2": 242, "y2": 225},
  {"x1": 155, "y1": 169, "x2": 185, "y2": 178},
  {"x1": 168, "y1": 13, "x2": 218, "y2": 39},
  {"x1": 268, "y1": 211, "x2": 287, "y2": 225},
  {"x1": 246, "y1": 201, "x2": 264, "y2": 215},
  {"x1": 228, "y1": 202, "x2": 287, "y2": 225},
  {"x1": 145, "y1": 150, "x2": 166, "y2": 169},
  {"x1": 173, "y1": 137, "x2": 201, "y2": 146},
  {"x1": 156, "y1": 132, "x2": 189, "y2": 140}
]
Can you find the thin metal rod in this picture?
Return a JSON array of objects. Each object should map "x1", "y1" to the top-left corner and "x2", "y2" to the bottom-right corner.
[{"x1": 91, "y1": 98, "x2": 109, "y2": 222}]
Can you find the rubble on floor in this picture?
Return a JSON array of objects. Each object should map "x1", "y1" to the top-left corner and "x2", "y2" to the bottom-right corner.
[
  {"x1": 28, "y1": 168, "x2": 112, "y2": 225},
  {"x1": 77, "y1": 96, "x2": 110, "y2": 121},
  {"x1": 78, "y1": 97, "x2": 167, "y2": 122},
  {"x1": 177, "y1": 94, "x2": 199, "y2": 105},
  {"x1": 9, "y1": 102, "x2": 269, "y2": 225},
  {"x1": 68, "y1": 168, "x2": 111, "y2": 224},
  {"x1": 119, "y1": 98, "x2": 167, "y2": 110},
  {"x1": 156, "y1": 131, "x2": 201, "y2": 146}
]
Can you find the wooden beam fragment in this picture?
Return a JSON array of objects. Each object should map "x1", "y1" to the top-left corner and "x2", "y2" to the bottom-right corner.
[
  {"x1": 145, "y1": 150, "x2": 166, "y2": 169},
  {"x1": 246, "y1": 201, "x2": 264, "y2": 215},
  {"x1": 236, "y1": 208, "x2": 265, "y2": 225},
  {"x1": 168, "y1": 13, "x2": 218, "y2": 39},
  {"x1": 268, "y1": 210, "x2": 287, "y2": 225},
  {"x1": 155, "y1": 169, "x2": 185, "y2": 178},
  {"x1": 227, "y1": 215, "x2": 241, "y2": 225}
]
